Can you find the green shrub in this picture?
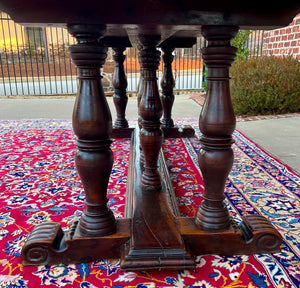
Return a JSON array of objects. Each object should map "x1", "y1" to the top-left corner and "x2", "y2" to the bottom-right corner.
[
  {"x1": 231, "y1": 30, "x2": 251, "y2": 61},
  {"x1": 230, "y1": 55, "x2": 300, "y2": 115}
]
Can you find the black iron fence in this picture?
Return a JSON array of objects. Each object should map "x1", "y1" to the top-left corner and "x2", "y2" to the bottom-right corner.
[
  {"x1": 0, "y1": 11, "x2": 264, "y2": 96},
  {"x1": 0, "y1": 12, "x2": 78, "y2": 96}
]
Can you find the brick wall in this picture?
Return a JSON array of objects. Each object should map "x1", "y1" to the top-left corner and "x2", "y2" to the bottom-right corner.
[{"x1": 262, "y1": 13, "x2": 300, "y2": 60}]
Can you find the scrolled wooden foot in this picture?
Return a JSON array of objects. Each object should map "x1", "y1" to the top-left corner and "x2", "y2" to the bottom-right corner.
[
  {"x1": 180, "y1": 214, "x2": 282, "y2": 256},
  {"x1": 240, "y1": 215, "x2": 282, "y2": 253},
  {"x1": 22, "y1": 220, "x2": 131, "y2": 266},
  {"x1": 22, "y1": 222, "x2": 65, "y2": 266}
]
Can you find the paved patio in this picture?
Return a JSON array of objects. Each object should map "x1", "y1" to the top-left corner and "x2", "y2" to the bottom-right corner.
[{"x1": 0, "y1": 94, "x2": 299, "y2": 173}]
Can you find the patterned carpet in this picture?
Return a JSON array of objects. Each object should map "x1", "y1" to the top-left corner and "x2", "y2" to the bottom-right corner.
[{"x1": 0, "y1": 119, "x2": 299, "y2": 288}]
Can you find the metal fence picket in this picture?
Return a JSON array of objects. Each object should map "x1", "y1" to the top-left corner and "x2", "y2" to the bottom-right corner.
[{"x1": 0, "y1": 11, "x2": 265, "y2": 97}]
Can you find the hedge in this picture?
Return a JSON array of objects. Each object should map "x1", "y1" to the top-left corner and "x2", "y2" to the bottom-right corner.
[{"x1": 230, "y1": 55, "x2": 300, "y2": 115}]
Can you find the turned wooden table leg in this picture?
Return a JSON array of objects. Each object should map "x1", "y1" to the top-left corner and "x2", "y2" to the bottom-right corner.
[
  {"x1": 68, "y1": 24, "x2": 116, "y2": 237},
  {"x1": 110, "y1": 46, "x2": 133, "y2": 138},
  {"x1": 179, "y1": 25, "x2": 282, "y2": 257},
  {"x1": 195, "y1": 25, "x2": 238, "y2": 231},
  {"x1": 137, "y1": 53, "x2": 144, "y2": 107},
  {"x1": 21, "y1": 25, "x2": 132, "y2": 266},
  {"x1": 137, "y1": 53, "x2": 145, "y2": 168},
  {"x1": 160, "y1": 45, "x2": 194, "y2": 138},
  {"x1": 138, "y1": 35, "x2": 163, "y2": 191},
  {"x1": 161, "y1": 47, "x2": 175, "y2": 128},
  {"x1": 112, "y1": 46, "x2": 129, "y2": 128}
]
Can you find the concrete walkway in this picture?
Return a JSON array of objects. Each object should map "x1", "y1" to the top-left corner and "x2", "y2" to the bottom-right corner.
[
  {"x1": 236, "y1": 118, "x2": 300, "y2": 174},
  {"x1": 0, "y1": 95, "x2": 200, "y2": 120},
  {"x1": 0, "y1": 95, "x2": 299, "y2": 174}
]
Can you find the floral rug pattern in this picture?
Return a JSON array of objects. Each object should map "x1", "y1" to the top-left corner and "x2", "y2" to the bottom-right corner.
[{"x1": 0, "y1": 119, "x2": 299, "y2": 287}]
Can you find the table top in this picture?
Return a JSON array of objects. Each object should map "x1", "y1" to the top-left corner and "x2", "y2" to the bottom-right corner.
[
  {"x1": 0, "y1": 1, "x2": 299, "y2": 47},
  {"x1": 1, "y1": 1, "x2": 299, "y2": 28}
]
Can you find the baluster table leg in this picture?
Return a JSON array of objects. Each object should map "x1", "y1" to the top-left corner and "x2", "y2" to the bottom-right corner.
[
  {"x1": 137, "y1": 53, "x2": 145, "y2": 169},
  {"x1": 195, "y1": 25, "x2": 238, "y2": 231},
  {"x1": 160, "y1": 45, "x2": 194, "y2": 138},
  {"x1": 137, "y1": 53, "x2": 145, "y2": 107},
  {"x1": 110, "y1": 46, "x2": 133, "y2": 138},
  {"x1": 138, "y1": 35, "x2": 163, "y2": 191},
  {"x1": 161, "y1": 47, "x2": 175, "y2": 128},
  {"x1": 21, "y1": 25, "x2": 131, "y2": 266},
  {"x1": 68, "y1": 24, "x2": 116, "y2": 236},
  {"x1": 179, "y1": 26, "x2": 282, "y2": 257},
  {"x1": 112, "y1": 46, "x2": 129, "y2": 128}
]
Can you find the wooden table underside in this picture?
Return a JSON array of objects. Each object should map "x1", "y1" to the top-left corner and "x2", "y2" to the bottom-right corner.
[{"x1": 1, "y1": 0, "x2": 298, "y2": 271}]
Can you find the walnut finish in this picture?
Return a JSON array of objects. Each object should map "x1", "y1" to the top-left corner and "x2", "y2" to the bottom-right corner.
[
  {"x1": 68, "y1": 24, "x2": 116, "y2": 237},
  {"x1": 6, "y1": 0, "x2": 295, "y2": 271},
  {"x1": 195, "y1": 25, "x2": 238, "y2": 231},
  {"x1": 110, "y1": 46, "x2": 134, "y2": 138},
  {"x1": 121, "y1": 128, "x2": 195, "y2": 271},
  {"x1": 20, "y1": 24, "x2": 283, "y2": 270},
  {"x1": 161, "y1": 47, "x2": 175, "y2": 128},
  {"x1": 138, "y1": 35, "x2": 163, "y2": 192},
  {"x1": 112, "y1": 46, "x2": 129, "y2": 129},
  {"x1": 160, "y1": 45, "x2": 195, "y2": 138}
]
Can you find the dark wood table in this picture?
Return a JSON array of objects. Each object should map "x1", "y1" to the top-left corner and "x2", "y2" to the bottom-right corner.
[{"x1": 1, "y1": 0, "x2": 299, "y2": 271}]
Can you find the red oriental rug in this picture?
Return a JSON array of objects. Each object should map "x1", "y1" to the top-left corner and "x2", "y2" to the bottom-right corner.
[{"x1": 0, "y1": 119, "x2": 299, "y2": 288}]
